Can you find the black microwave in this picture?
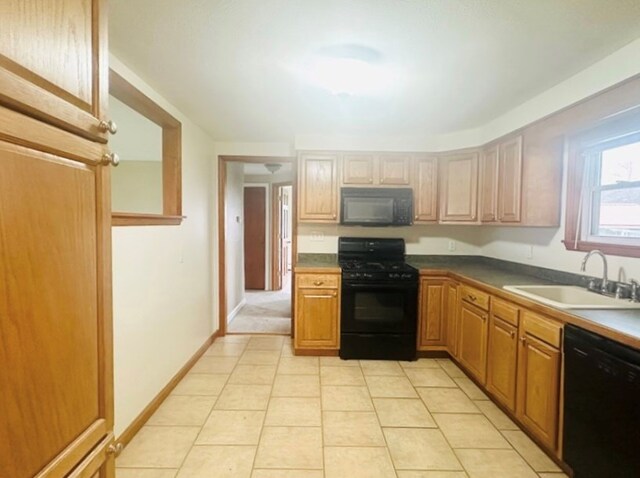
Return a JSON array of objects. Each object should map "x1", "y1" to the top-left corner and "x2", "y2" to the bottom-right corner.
[{"x1": 340, "y1": 188, "x2": 413, "y2": 226}]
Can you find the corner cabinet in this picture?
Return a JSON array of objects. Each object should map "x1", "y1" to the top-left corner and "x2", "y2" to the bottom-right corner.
[
  {"x1": 439, "y1": 152, "x2": 479, "y2": 222},
  {"x1": 0, "y1": 2, "x2": 115, "y2": 477},
  {"x1": 294, "y1": 271, "x2": 341, "y2": 352},
  {"x1": 298, "y1": 153, "x2": 339, "y2": 222}
]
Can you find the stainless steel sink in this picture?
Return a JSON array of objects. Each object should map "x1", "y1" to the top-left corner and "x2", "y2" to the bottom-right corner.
[{"x1": 503, "y1": 285, "x2": 640, "y2": 309}]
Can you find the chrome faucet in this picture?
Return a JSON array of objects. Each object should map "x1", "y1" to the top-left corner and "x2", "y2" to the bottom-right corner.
[{"x1": 580, "y1": 250, "x2": 609, "y2": 294}]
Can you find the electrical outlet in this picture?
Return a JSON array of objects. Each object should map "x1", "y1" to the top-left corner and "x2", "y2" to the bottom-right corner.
[
  {"x1": 448, "y1": 240, "x2": 456, "y2": 252},
  {"x1": 311, "y1": 231, "x2": 324, "y2": 242}
]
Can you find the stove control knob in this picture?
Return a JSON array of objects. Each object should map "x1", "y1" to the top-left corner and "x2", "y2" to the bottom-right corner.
[
  {"x1": 389, "y1": 273, "x2": 400, "y2": 279},
  {"x1": 401, "y1": 273, "x2": 413, "y2": 279},
  {"x1": 363, "y1": 273, "x2": 374, "y2": 279}
]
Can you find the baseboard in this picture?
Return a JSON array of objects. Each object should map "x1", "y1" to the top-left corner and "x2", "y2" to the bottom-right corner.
[
  {"x1": 116, "y1": 328, "x2": 221, "y2": 448},
  {"x1": 294, "y1": 348, "x2": 338, "y2": 356},
  {"x1": 226, "y1": 298, "x2": 247, "y2": 324}
]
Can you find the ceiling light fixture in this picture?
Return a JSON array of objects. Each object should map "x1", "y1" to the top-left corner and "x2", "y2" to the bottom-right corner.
[
  {"x1": 296, "y1": 44, "x2": 398, "y2": 97},
  {"x1": 265, "y1": 163, "x2": 282, "y2": 174}
]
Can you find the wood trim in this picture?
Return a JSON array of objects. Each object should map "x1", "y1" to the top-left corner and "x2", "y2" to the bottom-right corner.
[
  {"x1": 66, "y1": 433, "x2": 114, "y2": 478},
  {"x1": 294, "y1": 348, "x2": 339, "y2": 356},
  {"x1": 109, "y1": 69, "x2": 183, "y2": 224},
  {"x1": 111, "y1": 213, "x2": 184, "y2": 226},
  {"x1": 116, "y1": 330, "x2": 220, "y2": 448},
  {"x1": 218, "y1": 156, "x2": 296, "y2": 336}
]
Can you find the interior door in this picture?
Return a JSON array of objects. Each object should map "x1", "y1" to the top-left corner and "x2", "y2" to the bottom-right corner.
[
  {"x1": 281, "y1": 186, "x2": 292, "y2": 280},
  {"x1": 0, "y1": 139, "x2": 113, "y2": 478},
  {"x1": 244, "y1": 186, "x2": 266, "y2": 290}
]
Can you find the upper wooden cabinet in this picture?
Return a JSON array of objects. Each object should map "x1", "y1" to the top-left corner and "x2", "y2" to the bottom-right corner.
[
  {"x1": 479, "y1": 146, "x2": 499, "y2": 222},
  {"x1": 497, "y1": 136, "x2": 523, "y2": 222},
  {"x1": 378, "y1": 154, "x2": 411, "y2": 185},
  {"x1": 414, "y1": 156, "x2": 438, "y2": 222},
  {"x1": 439, "y1": 152, "x2": 479, "y2": 222},
  {"x1": 341, "y1": 153, "x2": 411, "y2": 186},
  {"x1": 0, "y1": 0, "x2": 109, "y2": 142},
  {"x1": 298, "y1": 152, "x2": 339, "y2": 222},
  {"x1": 343, "y1": 153, "x2": 375, "y2": 185}
]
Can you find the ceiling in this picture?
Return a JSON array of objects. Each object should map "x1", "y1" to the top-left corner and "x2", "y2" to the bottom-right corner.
[{"x1": 110, "y1": 0, "x2": 640, "y2": 143}]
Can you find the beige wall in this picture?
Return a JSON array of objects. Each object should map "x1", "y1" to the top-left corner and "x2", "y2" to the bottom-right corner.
[
  {"x1": 110, "y1": 55, "x2": 215, "y2": 437},
  {"x1": 225, "y1": 162, "x2": 246, "y2": 320},
  {"x1": 111, "y1": 160, "x2": 163, "y2": 214}
]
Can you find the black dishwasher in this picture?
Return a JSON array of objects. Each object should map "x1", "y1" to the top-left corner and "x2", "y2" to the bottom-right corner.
[{"x1": 563, "y1": 324, "x2": 640, "y2": 477}]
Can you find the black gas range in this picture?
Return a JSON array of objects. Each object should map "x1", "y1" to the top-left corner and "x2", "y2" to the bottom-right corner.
[{"x1": 338, "y1": 237, "x2": 418, "y2": 361}]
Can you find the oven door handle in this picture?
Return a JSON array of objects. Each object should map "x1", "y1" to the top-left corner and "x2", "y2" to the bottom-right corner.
[{"x1": 342, "y1": 282, "x2": 418, "y2": 290}]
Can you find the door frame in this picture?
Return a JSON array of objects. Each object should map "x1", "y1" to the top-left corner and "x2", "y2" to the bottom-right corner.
[
  {"x1": 217, "y1": 156, "x2": 297, "y2": 336},
  {"x1": 271, "y1": 181, "x2": 293, "y2": 292}
]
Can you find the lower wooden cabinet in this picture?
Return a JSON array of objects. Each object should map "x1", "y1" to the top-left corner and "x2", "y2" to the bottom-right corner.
[
  {"x1": 418, "y1": 278, "x2": 447, "y2": 349},
  {"x1": 486, "y1": 306, "x2": 519, "y2": 411},
  {"x1": 294, "y1": 272, "x2": 340, "y2": 351},
  {"x1": 516, "y1": 312, "x2": 562, "y2": 450},
  {"x1": 445, "y1": 282, "x2": 459, "y2": 357},
  {"x1": 457, "y1": 301, "x2": 489, "y2": 384}
]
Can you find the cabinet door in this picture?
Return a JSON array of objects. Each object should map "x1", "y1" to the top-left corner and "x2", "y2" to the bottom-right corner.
[
  {"x1": 480, "y1": 146, "x2": 498, "y2": 222},
  {"x1": 445, "y1": 282, "x2": 459, "y2": 357},
  {"x1": 295, "y1": 288, "x2": 340, "y2": 349},
  {"x1": 458, "y1": 301, "x2": 488, "y2": 384},
  {"x1": 0, "y1": 0, "x2": 109, "y2": 141},
  {"x1": 439, "y1": 152, "x2": 479, "y2": 222},
  {"x1": 486, "y1": 316, "x2": 518, "y2": 411},
  {"x1": 0, "y1": 140, "x2": 114, "y2": 478},
  {"x1": 298, "y1": 153, "x2": 339, "y2": 222},
  {"x1": 516, "y1": 333, "x2": 560, "y2": 450},
  {"x1": 414, "y1": 156, "x2": 438, "y2": 222},
  {"x1": 418, "y1": 279, "x2": 447, "y2": 349},
  {"x1": 342, "y1": 153, "x2": 375, "y2": 185},
  {"x1": 498, "y1": 136, "x2": 523, "y2": 223},
  {"x1": 378, "y1": 154, "x2": 411, "y2": 185}
]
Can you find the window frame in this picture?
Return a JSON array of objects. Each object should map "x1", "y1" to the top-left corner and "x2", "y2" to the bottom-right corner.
[
  {"x1": 564, "y1": 111, "x2": 640, "y2": 257},
  {"x1": 109, "y1": 69, "x2": 184, "y2": 226}
]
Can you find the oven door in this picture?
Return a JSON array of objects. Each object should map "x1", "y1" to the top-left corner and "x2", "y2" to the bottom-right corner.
[{"x1": 341, "y1": 281, "x2": 418, "y2": 334}]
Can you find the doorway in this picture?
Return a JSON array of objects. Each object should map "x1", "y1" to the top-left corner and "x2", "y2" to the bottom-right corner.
[{"x1": 218, "y1": 156, "x2": 296, "y2": 336}]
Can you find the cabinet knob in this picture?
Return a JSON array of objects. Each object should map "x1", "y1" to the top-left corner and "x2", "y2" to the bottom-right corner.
[
  {"x1": 332, "y1": 214, "x2": 337, "y2": 219},
  {"x1": 510, "y1": 330, "x2": 516, "y2": 339},
  {"x1": 106, "y1": 443, "x2": 123, "y2": 457},
  {"x1": 313, "y1": 280, "x2": 324, "y2": 286},
  {"x1": 102, "y1": 152, "x2": 120, "y2": 167},
  {"x1": 331, "y1": 292, "x2": 337, "y2": 297},
  {"x1": 369, "y1": 178, "x2": 373, "y2": 183},
  {"x1": 98, "y1": 119, "x2": 118, "y2": 135},
  {"x1": 520, "y1": 336, "x2": 527, "y2": 345}
]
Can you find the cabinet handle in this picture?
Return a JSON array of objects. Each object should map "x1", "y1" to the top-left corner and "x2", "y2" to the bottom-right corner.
[
  {"x1": 332, "y1": 214, "x2": 337, "y2": 219},
  {"x1": 468, "y1": 295, "x2": 477, "y2": 302},
  {"x1": 510, "y1": 330, "x2": 516, "y2": 338},
  {"x1": 313, "y1": 280, "x2": 324, "y2": 286},
  {"x1": 101, "y1": 152, "x2": 120, "y2": 167},
  {"x1": 520, "y1": 336, "x2": 527, "y2": 345},
  {"x1": 331, "y1": 292, "x2": 337, "y2": 297},
  {"x1": 481, "y1": 314, "x2": 487, "y2": 321},
  {"x1": 98, "y1": 119, "x2": 118, "y2": 135}
]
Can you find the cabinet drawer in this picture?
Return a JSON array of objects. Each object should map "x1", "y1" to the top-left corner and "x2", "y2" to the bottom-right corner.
[
  {"x1": 521, "y1": 311, "x2": 562, "y2": 348},
  {"x1": 460, "y1": 284, "x2": 490, "y2": 311},
  {"x1": 491, "y1": 297, "x2": 519, "y2": 327},
  {"x1": 296, "y1": 274, "x2": 340, "y2": 289}
]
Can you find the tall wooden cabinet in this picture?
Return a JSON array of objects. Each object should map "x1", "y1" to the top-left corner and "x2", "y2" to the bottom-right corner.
[
  {"x1": 0, "y1": 2, "x2": 115, "y2": 477},
  {"x1": 298, "y1": 152, "x2": 339, "y2": 222}
]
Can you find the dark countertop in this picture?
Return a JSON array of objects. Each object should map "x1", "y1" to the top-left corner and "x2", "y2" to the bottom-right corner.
[{"x1": 293, "y1": 253, "x2": 640, "y2": 347}]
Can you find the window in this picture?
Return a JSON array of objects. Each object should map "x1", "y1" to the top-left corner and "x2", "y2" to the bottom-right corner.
[
  {"x1": 565, "y1": 109, "x2": 640, "y2": 257},
  {"x1": 109, "y1": 69, "x2": 183, "y2": 226}
]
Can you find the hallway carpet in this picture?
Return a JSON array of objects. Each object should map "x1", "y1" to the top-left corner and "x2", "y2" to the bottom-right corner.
[{"x1": 228, "y1": 283, "x2": 291, "y2": 335}]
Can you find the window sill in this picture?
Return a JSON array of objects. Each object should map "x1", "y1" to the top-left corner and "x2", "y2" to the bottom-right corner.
[
  {"x1": 562, "y1": 239, "x2": 640, "y2": 258},
  {"x1": 112, "y1": 212, "x2": 185, "y2": 227}
]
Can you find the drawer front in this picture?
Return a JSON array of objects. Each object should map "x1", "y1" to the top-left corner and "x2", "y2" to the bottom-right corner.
[
  {"x1": 491, "y1": 297, "x2": 519, "y2": 327},
  {"x1": 521, "y1": 311, "x2": 562, "y2": 348},
  {"x1": 296, "y1": 274, "x2": 340, "y2": 289},
  {"x1": 460, "y1": 284, "x2": 490, "y2": 311}
]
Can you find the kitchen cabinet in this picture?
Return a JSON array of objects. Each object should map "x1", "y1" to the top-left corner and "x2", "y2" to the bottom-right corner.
[
  {"x1": 0, "y1": 0, "x2": 109, "y2": 142},
  {"x1": 486, "y1": 298, "x2": 520, "y2": 411},
  {"x1": 418, "y1": 278, "x2": 448, "y2": 349},
  {"x1": 439, "y1": 151, "x2": 479, "y2": 222},
  {"x1": 298, "y1": 152, "x2": 339, "y2": 222},
  {"x1": 516, "y1": 311, "x2": 562, "y2": 450},
  {"x1": 413, "y1": 155, "x2": 439, "y2": 222},
  {"x1": 457, "y1": 299, "x2": 489, "y2": 384},
  {"x1": 342, "y1": 153, "x2": 375, "y2": 185},
  {"x1": 445, "y1": 281, "x2": 459, "y2": 357},
  {"x1": 497, "y1": 136, "x2": 523, "y2": 222},
  {"x1": 294, "y1": 272, "x2": 341, "y2": 351},
  {"x1": 341, "y1": 153, "x2": 411, "y2": 187},
  {"x1": 0, "y1": 2, "x2": 115, "y2": 476},
  {"x1": 480, "y1": 146, "x2": 499, "y2": 222}
]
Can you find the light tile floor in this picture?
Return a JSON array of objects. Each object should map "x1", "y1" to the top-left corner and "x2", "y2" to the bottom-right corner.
[{"x1": 117, "y1": 334, "x2": 569, "y2": 478}]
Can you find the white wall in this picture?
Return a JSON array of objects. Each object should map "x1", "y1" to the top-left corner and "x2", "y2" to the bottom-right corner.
[
  {"x1": 111, "y1": 160, "x2": 163, "y2": 214},
  {"x1": 225, "y1": 162, "x2": 245, "y2": 319},
  {"x1": 110, "y1": 55, "x2": 215, "y2": 437}
]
